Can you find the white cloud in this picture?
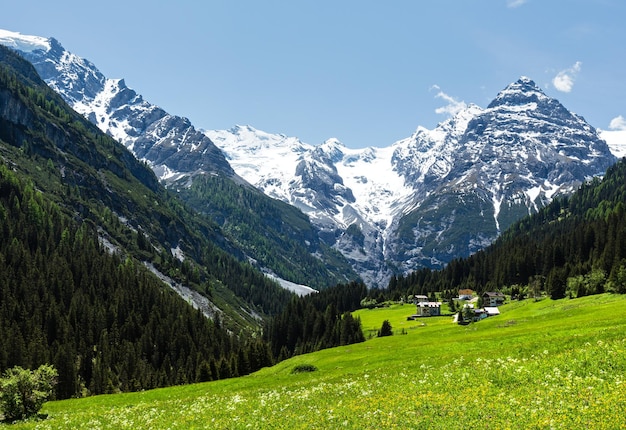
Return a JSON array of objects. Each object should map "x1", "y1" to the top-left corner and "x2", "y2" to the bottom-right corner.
[
  {"x1": 507, "y1": 0, "x2": 528, "y2": 8},
  {"x1": 431, "y1": 85, "x2": 467, "y2": 117},
  {"x1": 552, "y1": 61, "x2": 582, "y2": 93},
  {"x1": 609, "y1": 115, "x2": 626, "y2": 131}
]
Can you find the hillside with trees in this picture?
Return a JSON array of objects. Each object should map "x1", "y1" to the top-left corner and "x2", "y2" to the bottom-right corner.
[
  {"x1": 264, "y1": 281, "x2": 367, "y2": 359},
  {"x1": 0, "y1": 161, "x2": 366, "y2": 397},
  {"x1": 0, "y1": 44, "x2": 286, "y2": 397},
  {"x1": 176, "y1": 174, "x2": 357, "y2": 289},
  {"x1": 387, "y1": 158, "x2": 626, "y2": 300},
  {"x1": 0, "y1": 163, "x2": 276, "y2": 397},
  {"x1": 0, "y1": 45, "x2": 371, "y2": 399},
  {"x1": 0, "y1": 44, "x2": 297, "y2": 330}
]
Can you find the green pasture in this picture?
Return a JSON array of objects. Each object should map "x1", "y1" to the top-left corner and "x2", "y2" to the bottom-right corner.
[{"x1": 3, "y1": 294, "x2": 626, "y2": 429}]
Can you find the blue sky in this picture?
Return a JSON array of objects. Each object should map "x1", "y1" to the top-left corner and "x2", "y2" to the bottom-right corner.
[{"x1": 3, "y1": 0, "x2": 625, "y2": 148}]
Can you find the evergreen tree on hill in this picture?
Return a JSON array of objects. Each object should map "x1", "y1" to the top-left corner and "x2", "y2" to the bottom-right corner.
[{"x1": 377, "y1": 320, "x2": 393, "y2": 337}]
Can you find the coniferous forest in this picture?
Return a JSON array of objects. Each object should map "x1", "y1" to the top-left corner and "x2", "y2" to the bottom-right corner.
[
  {"x1": 0, "y1": 164, "x2": 366, "y2": 397},
  {"x1": 264, "y1": 281, "x2": 367, "y2": 359},
  {"x1": 0, "y1": 163, "x2": 275, "y2": 397}
]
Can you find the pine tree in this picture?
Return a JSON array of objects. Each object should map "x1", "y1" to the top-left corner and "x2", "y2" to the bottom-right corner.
[{"x1": 377, "y1": 320, "x2": 393, "y2": 337}]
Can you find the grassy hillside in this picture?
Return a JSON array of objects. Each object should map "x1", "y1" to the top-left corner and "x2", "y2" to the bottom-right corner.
[{"x1": 5, "y1": 294, "x2": 625, "y2": 428}]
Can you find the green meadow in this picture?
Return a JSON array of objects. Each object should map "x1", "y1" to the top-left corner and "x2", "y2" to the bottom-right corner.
[{"x1": 4, "y1": 294, "x2": 626, "y2": 429}]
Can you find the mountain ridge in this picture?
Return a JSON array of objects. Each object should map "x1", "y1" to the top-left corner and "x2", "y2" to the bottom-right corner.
[
  {"x1": 0, "y1": 41, "x2": 297, "y2": 333},
  {"x1": 1, "y1": 29, "x2": 617, "y2": 288},
  {"x1": 0, "y1": 29, "x2": 359, "y2": 289},
  {"x1": 209, "y1": 78, "x2": 616, "y2": 285}
]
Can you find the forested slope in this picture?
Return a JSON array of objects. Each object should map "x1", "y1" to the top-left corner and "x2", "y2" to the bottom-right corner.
[
  {"x1": 264, "y1": 281, "x2": 367, "y2": 359},
  {"x1": 0, "y1": 45, "x2": 372, "y2": 399},
  {"x1": 0, "y1": 164, "x2": 274, "y2": 398},
  {"x1": 0, "y1": 44, "x2": 297, "y2": 397},
  {"x1": 177, "y1": 174, "x2": 357, "y2": 289},
  {"x1": 0, "y1": 44, "x2": 294, "y2": 328},
  {"x1": 388, "y1": 158, "x2": 626, "y2": 299}
]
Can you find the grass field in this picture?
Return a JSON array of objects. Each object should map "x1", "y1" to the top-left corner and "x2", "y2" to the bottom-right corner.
[{"x1": 3, "y1": 294, "x2": 626, "y2": 429}]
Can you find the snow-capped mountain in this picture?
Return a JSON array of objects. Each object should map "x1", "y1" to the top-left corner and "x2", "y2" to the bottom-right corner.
[
  {"x1": 388, "y1": 77, "x2": 616, "y2": 272},
  {"x1": 0, "y1": 29, "x2": 235, "y2": 183},
  {"x1": 206, "y1": 126, "x2": 413, "y2": 229},
  {"x1": 1, "y1": 29, "x2": 618, "y2": 288},
  {"x1": 208, "y1": 79, "x2": 616, "y2": 285},
  {"x1": 0, "y1": 29, "x2": 360, "y2": 290},
  {"x1": 206, "y1": 126, "x2": 415, "y2": 286}
]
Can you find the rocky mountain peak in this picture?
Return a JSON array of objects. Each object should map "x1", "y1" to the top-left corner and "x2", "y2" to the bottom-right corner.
[
  {"x1": 317, "y1": 138, "x2": 346, "y2": 163},
  {"x1": 487, "y1": 76, "x2": 549, "y2": 108}
]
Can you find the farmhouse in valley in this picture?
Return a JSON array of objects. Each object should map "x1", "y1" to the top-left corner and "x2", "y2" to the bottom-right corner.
[
  {"x1": 458, "y1": 289, "x2": 474, "y2": 300},
  {"x1": 472, "y1": 306, "x2": 501, "y2": 321},
  {"x1": 407, "y1": 295, "x2": 442, "y2": 319},
  {"x1": 416, "y1": 301, "x2": 441, "y2": 317},
  {"x1": 482, "y1": 291, "x2": 505, "y2": 307},
  {"x1": 454, "y1": 303, "x2": 501, "y2": 324}
]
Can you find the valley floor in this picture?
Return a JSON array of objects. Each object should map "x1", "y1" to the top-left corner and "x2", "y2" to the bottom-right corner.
[{"x1": 4, "y1": 294, "x2": 626, "y2": 429}]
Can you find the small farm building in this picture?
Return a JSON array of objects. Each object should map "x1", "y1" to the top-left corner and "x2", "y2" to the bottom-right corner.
[{"x1": 482, "y1": 292, "x2": 505, "y2": 307}]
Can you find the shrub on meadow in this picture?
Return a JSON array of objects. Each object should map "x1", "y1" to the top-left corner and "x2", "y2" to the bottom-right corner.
[
  {"x1": 291, "y1": 364, "x2": 319, "y2": 374},
  {"x1": 0, "y1": 364, "x2": 58, "y2": 421}
]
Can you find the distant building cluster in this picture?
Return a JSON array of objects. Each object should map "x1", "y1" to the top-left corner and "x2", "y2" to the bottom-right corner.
[{"x1": 406, "y1": 290, "x2": 505, "y2": 324}]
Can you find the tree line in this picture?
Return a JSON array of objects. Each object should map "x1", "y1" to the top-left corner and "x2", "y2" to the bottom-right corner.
[{"x1": 264, "y1": 281, "x2": 367, "y2": 359}]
